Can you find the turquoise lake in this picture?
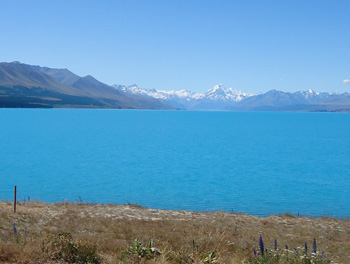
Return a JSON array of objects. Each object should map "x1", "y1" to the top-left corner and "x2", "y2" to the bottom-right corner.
[{"x1": 1, "y1": 109, "x2": 350, "y2": 217}]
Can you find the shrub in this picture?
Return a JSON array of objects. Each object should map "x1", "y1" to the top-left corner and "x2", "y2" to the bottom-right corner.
[{"x1": 43, "y1": 232, "x2": 101, "y2": 264}]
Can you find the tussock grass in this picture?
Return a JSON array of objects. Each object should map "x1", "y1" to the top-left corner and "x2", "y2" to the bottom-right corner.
[{"x1": 0, "y1": 201, "x2": 349, "y2": 263}]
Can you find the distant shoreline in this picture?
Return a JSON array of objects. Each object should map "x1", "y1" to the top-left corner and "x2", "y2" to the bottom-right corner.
[{"x1": 1, "y1": 106, "x2": 350, "y2": 113}]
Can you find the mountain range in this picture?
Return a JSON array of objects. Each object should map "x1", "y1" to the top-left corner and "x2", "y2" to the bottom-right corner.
[
  {"x1": 0, "y1": 62, "x2": 172, "y2": 109},
  {"x1": 114, "y1": 84, "x2": 350, "y2": 112},
  {"x1": 1, "y1": 61, "x2": 350, "y2": 112}
]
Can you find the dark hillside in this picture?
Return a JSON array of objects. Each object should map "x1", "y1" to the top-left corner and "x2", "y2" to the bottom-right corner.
[{"x1": 0, "y1": 62, "x2": 173, "y2": 109}]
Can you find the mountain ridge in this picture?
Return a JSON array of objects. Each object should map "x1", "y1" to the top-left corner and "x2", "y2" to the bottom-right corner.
[
  {"x1": 1, "y1": 61, "x2": 349, "y2": 111},
  {"x1": 113, "y1": 83, "x2": 255, "y2": 110},
  {"x1": 0, "y1": 62, "x2": 173, "y2": 109},
  {"x1": 114, "y1": 83, "x2": 350, "y2": 112}
]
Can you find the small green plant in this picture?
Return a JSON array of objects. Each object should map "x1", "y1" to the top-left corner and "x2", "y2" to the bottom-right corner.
[
  {"x1": 43, "y1": 232, "x2": 101, "y2": 264},
  {"x1": 203, "y1": 251, "x2": 218, "y2": 263},
  {"x1": 122, "y1": 238, "x2": 161, "y2": 261}
]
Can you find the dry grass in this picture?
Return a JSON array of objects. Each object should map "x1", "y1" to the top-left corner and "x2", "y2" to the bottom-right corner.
[{"x1": 0, "y1": 201, "x2": 349, "y2": 263}]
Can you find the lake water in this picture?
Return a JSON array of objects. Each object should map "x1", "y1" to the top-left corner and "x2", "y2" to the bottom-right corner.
[{"x1": 1, "y1": 109, "x2": 350, "y2": 217}]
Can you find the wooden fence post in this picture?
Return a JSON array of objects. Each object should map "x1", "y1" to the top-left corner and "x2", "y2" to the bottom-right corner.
[{"x1": 14, "y1": 185, "x2": 17, "y2": 213}]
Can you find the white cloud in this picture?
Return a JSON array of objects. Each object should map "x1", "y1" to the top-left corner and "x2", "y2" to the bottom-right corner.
[{"x1": 343, "y1": 79, "x2": 350, "y2": 84}]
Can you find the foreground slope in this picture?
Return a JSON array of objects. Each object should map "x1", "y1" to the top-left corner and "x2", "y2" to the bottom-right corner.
[
  {"x1": 0, "y1": 202, "x2": 349, "y2": 263},
  {"x1": 0, "y1": 62, "x2": 172, "y2": 109}
]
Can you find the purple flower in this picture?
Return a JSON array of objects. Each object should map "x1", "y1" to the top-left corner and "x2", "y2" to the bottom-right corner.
[
  {"x1": 259, "y1": 234, "x2": 264, "y2": 255},
  {"x1": 13, "y1": 223, "x2": 17, "y2": 236},
  {"x1": 312, "y1": 238, "x2": 317, "y2": 253},
  {"x1": 285, "y1": 244, "x2": 288, "y2": 250},
  {"x1": 274, "y1": 239, "x2": 277, "y2": 251},
  {"x1": 253, "y1": 248, "x2": 257, "y2": 256},
  {"x1": 304, "y1": 242, "x2": 308, "y2": 254}
]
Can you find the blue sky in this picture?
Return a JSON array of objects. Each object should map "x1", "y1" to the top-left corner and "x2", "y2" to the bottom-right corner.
[{"x1": 1, "y1": 0, "x2": 350, "y2": 93}]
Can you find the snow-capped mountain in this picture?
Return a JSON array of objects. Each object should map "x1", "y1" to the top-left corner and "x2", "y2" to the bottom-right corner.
[
  {"x1": 114, "y1": 84, "x2": 199, "y2": 100},
  {"x1": 205, "y1": 84, "x2": 253, "y2": 101},
  {"x1": 293, "y1": 89, "x2": 329, "y2": 103},
  {"x1": 230, "y1": 89, "x2": 344, "y2": 111},
  {"x1": 113, "y1": 84, "x2": 255, "y2": 110},
  {"x1": 113, "y1": 83, "x2": 350, "y2": 112}
]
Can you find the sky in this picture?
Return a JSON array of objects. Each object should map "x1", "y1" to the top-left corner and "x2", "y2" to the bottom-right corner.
[{"x1": 1, "y1": 0, "x2": 350, "y2": 94}]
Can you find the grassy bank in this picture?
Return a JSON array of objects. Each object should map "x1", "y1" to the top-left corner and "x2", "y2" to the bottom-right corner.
[{"x1": 0, "y1": 201, "x2": 349, "y2": 263}]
